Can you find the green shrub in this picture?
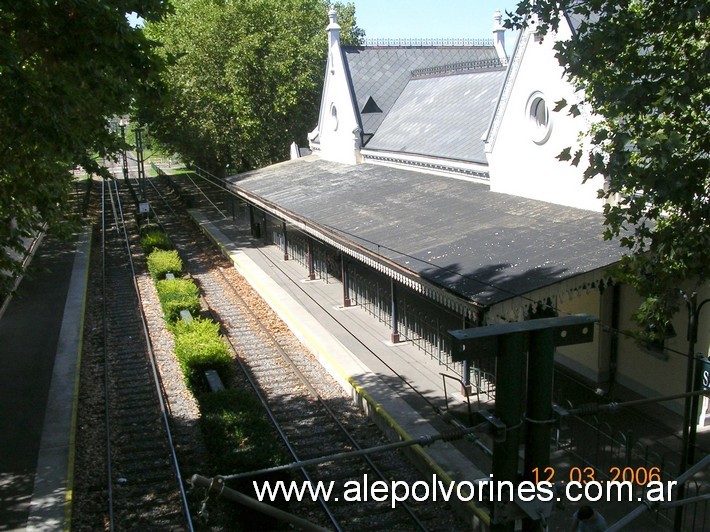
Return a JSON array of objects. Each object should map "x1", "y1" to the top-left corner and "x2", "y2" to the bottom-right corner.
[
  {"x1": 139, "y1": 222, "x2": 161, "y2": 237},
  {"x1": 156, "y1": 277, "x2": 200, "y2": 322},
  {"x1": 147, "y1": 249, "x2": 183, "y2": 280},
  {"x1": 198, "y1": 388, "x2": 290, "y2": 529},
  {"x1": 199, "y1": 388, "x2": 288, "y2": 471},
  {"x1": 173, "y1": 317, "x2": 231, "y2": 389},
  {"x1": 141, "y1": 230, "x2": 173, "y2": 254}
]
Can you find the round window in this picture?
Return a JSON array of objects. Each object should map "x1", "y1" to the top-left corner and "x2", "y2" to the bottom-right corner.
[{"x1": 526, "y1": 92, "x2": 553, "y2": 144}]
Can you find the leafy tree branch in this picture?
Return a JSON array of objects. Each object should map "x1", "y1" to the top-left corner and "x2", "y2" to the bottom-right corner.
[{"x1": 508, "y1": 0, "x2": 709, "y2": 339}]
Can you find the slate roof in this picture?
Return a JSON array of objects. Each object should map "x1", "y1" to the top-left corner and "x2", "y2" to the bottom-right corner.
[
  {"x1": 228, "y1": 157, "x2": 623, "y2": 307},
  {"x1": 365, "y1": 67, "x2": 506, "y2": 163},
  {"x1": 343, "y1": 46, "x2": 500, "y2": 137}
]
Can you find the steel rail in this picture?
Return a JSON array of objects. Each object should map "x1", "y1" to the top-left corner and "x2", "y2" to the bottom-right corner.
[
  {"x1": 185, "y1": 170, "x2": 475, "y2": 427},
  {"x1": 101, "y1": 177, "x2": 116, "y2": 531},
  {"x1": 218, "y1": 322, "x2": 344, "y2": 532},
  {"x1": 145, "y1": 175, "x2": 341, "y2": 530},
  {"x1": 106, "y1": 177, "x2": 195, "y2": 531},
  {"x1": 212, "y1": 263, "x2": 428, "y2": 530},
  {"x1": 149, "y1": 171, "x2": 507, "y2": 530},
  {"x1": 146, "y1": 175, "x2": 431, "y2": 531}
]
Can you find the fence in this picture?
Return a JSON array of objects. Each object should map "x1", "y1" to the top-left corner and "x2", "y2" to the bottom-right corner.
[{"x1": 556, "y1": 399, "x2": 710, "y2": 530}]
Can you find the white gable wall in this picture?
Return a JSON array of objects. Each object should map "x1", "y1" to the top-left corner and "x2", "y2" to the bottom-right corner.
[
  {"x1": 309, "y1": 12, "x2": 362, "y2": 165},
  {"x1": 486, "y1": 24, "x2": 605, "y2": 212}
]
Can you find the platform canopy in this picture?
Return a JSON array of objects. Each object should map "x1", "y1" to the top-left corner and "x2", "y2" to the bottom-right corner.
[{"x1": 227, "y1": 156, "x2": 623, "y2": 312}]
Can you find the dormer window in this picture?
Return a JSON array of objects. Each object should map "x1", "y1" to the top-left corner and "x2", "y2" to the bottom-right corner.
[
  {"x1": 526, "y1": 92, "x2": 552, "y2": 144},
  {"x1": 361, "y1": 96, "x2": 382, "y2": 114}
]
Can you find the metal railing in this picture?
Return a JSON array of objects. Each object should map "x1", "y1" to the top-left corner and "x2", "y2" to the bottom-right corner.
[{"x1": 555, "y1": 399, "x2": 710, "y2": 530}]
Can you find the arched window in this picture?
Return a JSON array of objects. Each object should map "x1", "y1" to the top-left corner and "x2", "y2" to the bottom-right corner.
[{"x1": 330, "y1": 104, "x2": 338, "y2": 131}]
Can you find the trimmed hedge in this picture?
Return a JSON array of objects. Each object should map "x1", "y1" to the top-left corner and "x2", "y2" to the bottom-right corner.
[
  {"x1": 141, "y1": 230, "x2": 173, "y2": 254},
  {"x1": 139, "y1": 222, "x2": 161, "y2": 237},
  {"x1": 147, "y1": 249, "x2": 183, "y2": 280},
  {"x1": 198, "y1": 388, "x2": 290, "y2": 529},
  {"x1": 173, "y1": 317, "x2": 231, "y2": 390},
  {"x1": 199, "y1": 388, "x2": 288, "y2": 471},
  {"x1": 156, "y1": 277, "x2": 200, "y2": 322}
]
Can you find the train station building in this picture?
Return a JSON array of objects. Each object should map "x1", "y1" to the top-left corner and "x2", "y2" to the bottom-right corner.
[{"x1": 225, "y1": 9, "x2": 710, "y2": 424}]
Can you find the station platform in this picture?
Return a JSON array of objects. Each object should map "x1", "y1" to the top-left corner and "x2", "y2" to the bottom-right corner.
[
  {"x1": 0, "y1": 230, "x2": 91, "y2": 531},
  {"x1": 189, "y1": 208, "x2": 709, "y2": 530},
  {"x1": 189, "y1": 209, "x2": 495, "y2": 524}
]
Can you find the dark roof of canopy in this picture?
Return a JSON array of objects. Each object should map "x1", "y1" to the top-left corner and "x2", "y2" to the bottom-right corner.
[{"x1": 227, "y1": 157, "x2": 622, "y2": 306}]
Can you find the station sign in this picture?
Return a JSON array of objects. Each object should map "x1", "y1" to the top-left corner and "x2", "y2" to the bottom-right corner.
[{"x1": 700, "y1": 357, "x2": 710, "y2": 390}]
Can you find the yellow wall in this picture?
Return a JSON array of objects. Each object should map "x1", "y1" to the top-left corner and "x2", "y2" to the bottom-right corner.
[
  {"x1": 615, "y1": 284, "x2": 710, "y2": 415},
  {"x1": 554, "y1": 289, "x2": 604, "y2": 382}
]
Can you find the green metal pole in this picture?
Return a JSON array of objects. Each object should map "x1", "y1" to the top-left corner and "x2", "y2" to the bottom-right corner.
[
  {"x1": 523, "y1": 328, "x2": 555, "y2": 531},
  {"x1": 492, "y1": 332, "x2": 526, "y2": 532},
  {"x1": 524, "y1": 328, "x2": 554, "y2": 477}
]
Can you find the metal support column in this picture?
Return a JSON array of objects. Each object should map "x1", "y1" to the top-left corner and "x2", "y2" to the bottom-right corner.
[
  {"x1": 306, "y1": 239, "x2": 315, "y2": 281},
  {"x1": 249, "y1": 204, "x2": 256, "y2": 237},
  {"x1": 282, "y1": 221, "x2": 289, "y2": 260},
  {"x1": 462, "y1": 360, "x2": 471, "y2": 396},
  {"x1": 492, "y1": 332, "x2": 525, "y2": 532},
  {"x1": 449, "y1": 314, "x2": 598, "y2": 530},
  {"x1": 522, "y1": 329, "x2": 555, "y2": 531},
  {"x1": 524, "y1": 328, "x2": 554, "y2": 477},
  {"x1": 134, "y1": 127, "x2": 146, "y2": 203},
  {"x1": 119, "y1": 121, "x2": 129, "y2": 182},
  {"x1": 675, "y1": 292, "x2": 710, "y2": 529},
  {"x1": 341, "y1": 255, "x2": 351, "y2": 307},
  {"x1": 390, "y1": 278, "x2": 400, "y2": 343},
  {"x1": 461, "y1": 315, "x2": 471, "y2": 394}
]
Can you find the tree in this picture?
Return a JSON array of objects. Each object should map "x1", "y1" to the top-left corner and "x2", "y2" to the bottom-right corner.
[
  {"x1": 140, "y1": 0, "x2": 363, "y2": 176},
  {"x1": 508, "y1": 0, "x2": 710, "y2": 339},
  {"x1": 0, "y1": 1, "x2": 168, "y2": 297}
]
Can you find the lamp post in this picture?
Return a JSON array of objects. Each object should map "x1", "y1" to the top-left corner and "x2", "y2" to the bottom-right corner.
[
  {"x1": 119, "y1": 117, "x2": 129, "y2": 182},
  {"x1": 674, "y1": 291, "x2": 710, "y2": 530},
  {"x1": 134, "y1": 125, "x2": 150, "y2": 216},
  {"x1": 134, "y1": 126, "x2": 146, "y2": 201}
]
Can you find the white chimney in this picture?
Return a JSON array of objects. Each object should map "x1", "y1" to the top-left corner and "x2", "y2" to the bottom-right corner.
[{"x1": 492, "y1": 9, "x2": 508, "y2": 65}]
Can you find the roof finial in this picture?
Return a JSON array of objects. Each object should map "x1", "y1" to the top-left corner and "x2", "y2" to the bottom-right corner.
[
  {"x1": 327, "y1": 5, "x2": 341, "y2": 48},
  {"x1": 493, "y1": 8, "x2": 503, "y2": 27},
  {"x1": 492, "y1": 9, "x2": 507, "y2": 65},
  {"x1": 328, "y1": 6, "x2": 338, "y2": 26}
]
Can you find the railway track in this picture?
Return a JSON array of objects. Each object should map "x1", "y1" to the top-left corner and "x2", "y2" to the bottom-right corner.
[
  {"x1": 145, "y1": 174, "x2": 469, "y2": 530},
  {"x1": 72, "y1": 177, "x2": 193, "y2": 530}
]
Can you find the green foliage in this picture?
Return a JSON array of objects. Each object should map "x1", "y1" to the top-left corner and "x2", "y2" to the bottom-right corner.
[
  {"x1": 508, "y1": 1, "x2": 710, "y2": 338},
  {"x1": 197, "y1": 387, "x2": 290, "y2": 528},
  {"x1": 199, "y1": 388, "x2": 288, "y2": 471},
  {"x1": 141, "y1": 230, "x2": 173, "y2": 254},
  {"x1": 146, "y1": 249, "x2": 183, "y2": 279},
  {"x1": 140, "y1": 0, "x2": 363, "y2": 175},
  {"x1": 0, "y1": 1, "x2": 168, "y2": 299},
  {"x1": 173, "y1": 317, "x2": 232, "y2": 390},
  {"x1": 155, "y1": 277, "x2": 200, "y2": 322}
]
